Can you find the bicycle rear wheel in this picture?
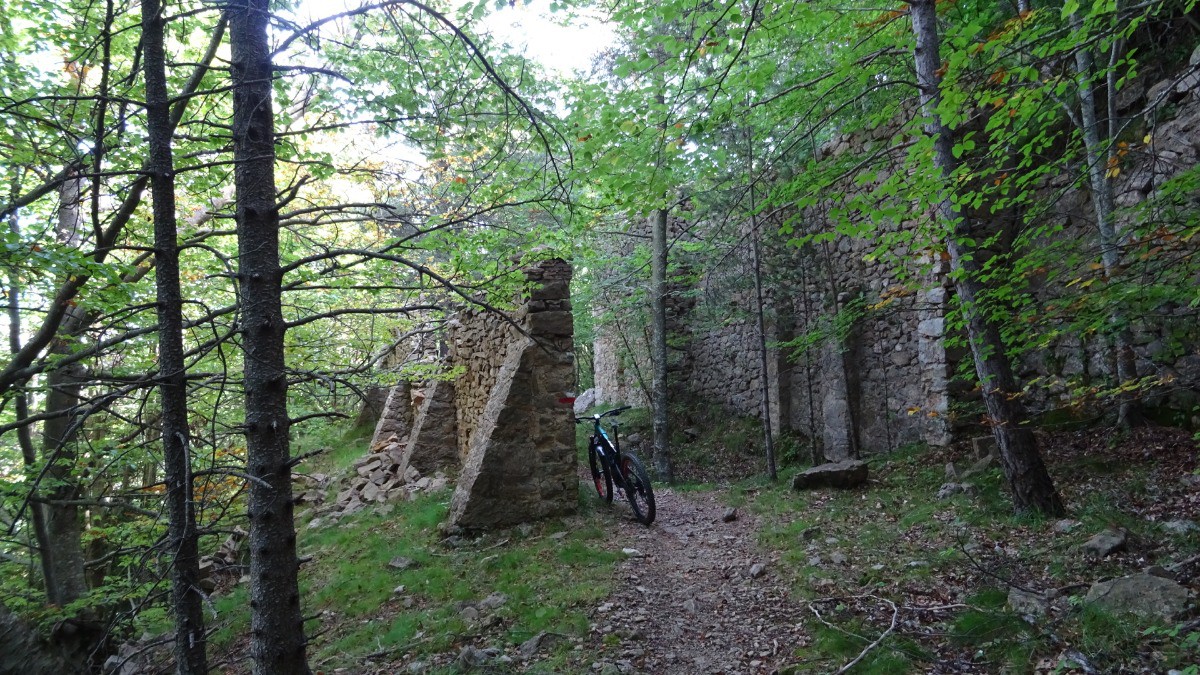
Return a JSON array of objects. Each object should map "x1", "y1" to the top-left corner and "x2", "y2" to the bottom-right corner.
[
  {"x1": 621, "y1": 453, "x2": 655, "y2": 525},
  {"x1": 588, "y1": 443, "x2": 613, "y2": 503}
]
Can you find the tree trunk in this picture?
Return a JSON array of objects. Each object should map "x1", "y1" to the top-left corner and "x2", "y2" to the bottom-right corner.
[
  {"x1": 40, "y1": 176, "x2": 90, "y2": 606},
  {"x1": 1069, "y1": 11, "x2": 1143, "y2": 428},
  {"x1": 650, "y1": 208, "x2": 674, "y2": 483},
  {"x1": 910, "y1": 0, "x2": 1065, "y2": 516},
  {"x1": 228, "y1": 0, "x2": 311, "y2": 672},
  {"x1": 142, "y1": 0, "x2": 207, "y2": 671}
]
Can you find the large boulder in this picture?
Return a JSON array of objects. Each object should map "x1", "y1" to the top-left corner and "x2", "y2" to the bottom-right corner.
[
  {"x1": 791, "y1": 460, "x2": 868, "y2": 490},
  {"x1": 1085, "y1": 573, "x2": 1190, "y2": 619}
]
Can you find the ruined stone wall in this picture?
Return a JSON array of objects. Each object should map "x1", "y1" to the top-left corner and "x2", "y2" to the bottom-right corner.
[
  {"x1": 592, "y1": 68, "x2": 1200, "y2": 453},
  {"x1": 684, "y1": 319, "x2": 763, "y2": 417},
  {"x1": 593, "y1": 329, "x2": 648, "y2": 408},
  {"x1": 448, "y1": 259, "x2": 579, "y2": 529},
  {"x1": 636, "y1": 184, "x2": 954, "y2": 456},
  {"x1": 447, "y1": 308, "x2": 520, "y2": 462}
]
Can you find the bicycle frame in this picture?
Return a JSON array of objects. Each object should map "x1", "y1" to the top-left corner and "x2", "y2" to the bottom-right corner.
[{"x1": 588, "y1": 417, "x2": 626, "y2": 488}]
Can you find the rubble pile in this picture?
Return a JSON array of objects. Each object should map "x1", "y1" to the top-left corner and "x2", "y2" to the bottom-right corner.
[
  {"x1": 308, "y1": 434, "x2": 451, "y2": 522},
  {"x1": 197, "y1": 526, "x2": 247, "y2": 591}
]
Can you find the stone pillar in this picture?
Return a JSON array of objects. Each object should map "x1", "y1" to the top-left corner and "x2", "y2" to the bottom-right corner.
[
  {"x1": 820, "y1": 292, "x2": 863, "y2": 460},
  {"x1": 370, "y1": 380, "x2": 413, "y2": 447},
  {"x1": 917, "y1": 275, "x2": 954, "y2": 447},
  {"x1": 448, "y1": 259, "x2": 578, "y2": 529},
  {"x1": 402, "y1": 379, "x2": 459, "y2": 476},
  {"x1": 820, "y1": 337, "x2": 856, "y2": 461},
  {"x1": 768, "y1": 305, "x2": 794, "y2": 439},
  {"x1": 351, "y1": 386, "x2": 390, "y2": 432}
]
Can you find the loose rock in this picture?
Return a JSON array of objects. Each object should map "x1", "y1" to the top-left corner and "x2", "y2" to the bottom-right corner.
[
  {"x1": 1081, "y1": 528, "x2": 1127, "y2": 558},
  {"x1": 1085, "y1": 573, "x2": 1190, "y2": 619},
  {"x1": 791, "y1": 460, "x2": 868, "y2": 489}
]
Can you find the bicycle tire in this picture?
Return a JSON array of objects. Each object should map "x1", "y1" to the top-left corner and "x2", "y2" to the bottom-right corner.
[
  {"x1": 620, "y1": 452, "x2": 655, "y2": 525},
  {"x1": 588, "y1": 443, "x2": 613, "y2": 503}
]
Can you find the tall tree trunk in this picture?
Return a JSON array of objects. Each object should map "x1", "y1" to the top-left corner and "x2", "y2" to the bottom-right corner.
[
  {"x1": 910, "y1": 0, "x2": 1065, "y2": 515},
  {"x1": 650, "y1": 208, "x2": 675, "y2": 483},
  {"x1": 142, "y1": 1, "x2": 207, "y2": 671},
  {"x1": 1069, "y1": 10, "x2": 1143, "y2": 428},
  {"x1": 228, "y1": 1, "x2": 311, "y2": 672},
  {"x1": 41, "y1": 176, "x2": 90, "y2": 605}
]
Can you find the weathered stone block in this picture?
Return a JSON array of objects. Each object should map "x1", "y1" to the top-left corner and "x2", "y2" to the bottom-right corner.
[
  {"x1": 527, "y1": 310, "x2": 574, "y2": 336},
  {"x1": 791, "y1": 460, "x2": 868, "y2": 490}
]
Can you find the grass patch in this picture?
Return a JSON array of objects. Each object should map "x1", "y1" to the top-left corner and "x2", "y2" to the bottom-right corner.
[{"x1": 206, "y1": 485, "x2": 620, "y2": 670}]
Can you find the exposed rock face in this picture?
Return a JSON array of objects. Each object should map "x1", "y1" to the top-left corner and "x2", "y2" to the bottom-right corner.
[
  {"x1": 791, "y1": 460, "x2": 868, "y2": 490},
  {"x1": 448, "y1": 259, "x2": 578, "y2": 529},
  {"x1": 403, "y1": 379, "x2": 459, "y2": 476},
  {"x1": 1085, "y1": 573, "x2": 1190, "y2": 619},
  {"x1": 371, "y1": 380, "x2": 414, "y2": 448},
  {"x1": 1, "y1": 604, "x2": 93, "y2": 674}
]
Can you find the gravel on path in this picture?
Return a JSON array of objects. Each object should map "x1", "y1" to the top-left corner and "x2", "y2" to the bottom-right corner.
[{"x1": 582, "y1": 487, "x2": 812, "y2": 674}]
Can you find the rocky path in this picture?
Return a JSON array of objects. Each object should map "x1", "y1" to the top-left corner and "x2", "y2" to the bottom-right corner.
[{"x1": 581, "y1": 487, "x2": 811, "y2": 674}]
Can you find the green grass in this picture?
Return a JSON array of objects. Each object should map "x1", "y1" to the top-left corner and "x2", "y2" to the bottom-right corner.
[{"x1": 207, "y1": 486, "x2": 621, "y2": 670}]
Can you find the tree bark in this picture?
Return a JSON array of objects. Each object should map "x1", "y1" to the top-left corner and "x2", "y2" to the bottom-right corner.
[
  {"x1": 228, "y1": 0, "x2": 311, "y2": 672},
  {"x1": 910, "y1": 0, "x2": 1065, "y2": 515},
  {"x1": 142, "y1": 0, "x2": 208, "y2": 671},
  {"x1": 1069, "y1": 11, "x2": 1143, "y2": 428},
  {"x1": 40, "y1": 176, "x2": 90, "y2": 606},
  {"x1": 650, "y1": 208, "x2": 674, "y2": 483}
]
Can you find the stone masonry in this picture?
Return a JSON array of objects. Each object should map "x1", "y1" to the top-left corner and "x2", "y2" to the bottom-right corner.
[
  {"x1": 370, "y1": 380, "x2": 414, "y2": 448},
  {"x1": 592, "y1": 66, "x2": 1200, "y2": 455},
  {"x1": 400, "y1": 379, "x2": 458, "y2": 477},
  {"x1": 448, "y1": 260, "x2": 578, "y2": 529}
]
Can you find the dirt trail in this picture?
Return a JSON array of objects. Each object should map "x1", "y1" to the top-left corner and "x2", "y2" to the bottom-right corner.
[{"x1": 581, "y1": 487, "x2": 811, "y2": 674}]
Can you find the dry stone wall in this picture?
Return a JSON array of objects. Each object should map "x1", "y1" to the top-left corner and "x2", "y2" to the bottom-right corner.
[
  {"x1": 447, "y1": 307, "x2": 520, "y2": 462},
  {"x1": 592, "y1": 66, "x2": 1200, "y2": 454}
]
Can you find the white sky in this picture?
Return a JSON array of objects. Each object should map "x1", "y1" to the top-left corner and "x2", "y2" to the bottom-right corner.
[
  {"x1": 474, "y1": 0, "x2": 615, "y2": 76},
  {"x1": 294, "y1": 0, "x2": 615, "y2": 76}
]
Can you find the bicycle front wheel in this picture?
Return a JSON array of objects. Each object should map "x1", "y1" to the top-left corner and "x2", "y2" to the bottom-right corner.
[
  {"x1": 588, "y1": 443, "x2": 613, "y2": 503},
  {"x1": 621, "y1": 452, "x2": 655, "y2": 525}
]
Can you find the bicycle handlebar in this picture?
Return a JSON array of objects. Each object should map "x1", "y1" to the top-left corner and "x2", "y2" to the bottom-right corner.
[{"x1": 574, "y1": 406, "x2": 631, "y2": 424}]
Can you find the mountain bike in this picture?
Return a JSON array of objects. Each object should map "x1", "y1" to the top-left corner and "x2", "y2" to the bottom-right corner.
[{"x1": 576, "y1": 406, "x2": 655, "y2": 525}]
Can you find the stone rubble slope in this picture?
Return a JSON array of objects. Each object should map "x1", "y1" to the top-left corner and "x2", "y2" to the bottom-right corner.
[{"x1": 299, "y1": 434, "x2": 451, "y2": 526}]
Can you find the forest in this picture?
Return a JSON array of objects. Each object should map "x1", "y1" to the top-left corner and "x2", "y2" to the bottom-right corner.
[{"x1": 1, "y1": 0, "x2": 1198, "y2": 672}]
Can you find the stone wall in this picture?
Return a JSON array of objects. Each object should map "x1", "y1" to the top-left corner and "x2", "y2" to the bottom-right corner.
[
  {"x1": 667, "y1": 225, "x2": 950, "y2": 456},
  {"x1": 448, "y1": 259, "x2": 578, "y2": 529},
  {"x1": 447, "y1": 308, "x2": 520, "y2": 462},
  {"x1": 591, "y1": 67, "x2": 1200, "y2": 454}
]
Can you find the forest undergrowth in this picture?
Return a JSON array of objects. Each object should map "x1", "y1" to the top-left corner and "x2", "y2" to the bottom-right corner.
[{"x1": 186, "y1": 412, "x2": 1200, "y2": 674}]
